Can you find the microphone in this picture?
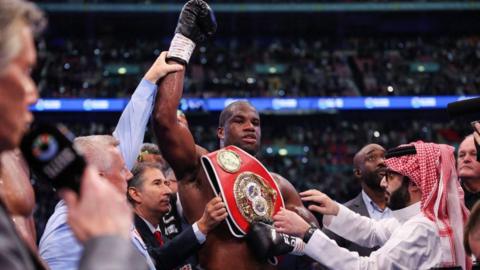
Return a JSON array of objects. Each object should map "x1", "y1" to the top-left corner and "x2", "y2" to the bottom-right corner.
[{"x1": 447, "y1": 97, "x2": 480, "y2": 117}]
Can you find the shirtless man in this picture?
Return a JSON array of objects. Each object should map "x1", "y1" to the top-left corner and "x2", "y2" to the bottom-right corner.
[{"x1": 152, "y1": 1, "x2": 317, "y2": 269}]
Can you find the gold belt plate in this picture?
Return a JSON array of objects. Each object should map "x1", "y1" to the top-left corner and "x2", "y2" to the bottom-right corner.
[{"x1": 233, "y1": 172, "x2": 278, "y2": 223}]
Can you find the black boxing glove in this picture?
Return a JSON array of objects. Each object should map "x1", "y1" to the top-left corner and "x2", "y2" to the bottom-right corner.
[
  {"x1": 246, "y1": 221, "x2": 305, "y2": 262},
  {"x1": 167, "y1": 0, "x2": 217, "y2": 65}
]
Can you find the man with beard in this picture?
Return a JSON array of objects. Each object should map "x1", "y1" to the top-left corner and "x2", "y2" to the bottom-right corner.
[
  {"x1": 324, "y1": 144, "x2": 391, "y2": 256},
  {"x1": 273, "y1": 141, "x2": 470, "y2": 269},
  {"x1": 152, "y1": 1, "x2": 317, "y2": 269}
]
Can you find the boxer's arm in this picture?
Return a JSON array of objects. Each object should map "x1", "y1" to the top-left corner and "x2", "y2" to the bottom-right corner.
[
  {"x1": 271, "y1": 173, "x2": 319, "y2": 227},
  {"x1": 113, "y1": 52, "x2": 183, "y2": 170},
  {"x1": 152, "y1": 0, "x2": 216, "y2": 182},
  {"x1": 153, "y1": 69, "x2": 199, "y2": 182}
]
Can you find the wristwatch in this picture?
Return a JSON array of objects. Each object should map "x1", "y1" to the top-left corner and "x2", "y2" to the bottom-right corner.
[{"x1": 303, "y1": 225, "x2": 318, "y2": 243}]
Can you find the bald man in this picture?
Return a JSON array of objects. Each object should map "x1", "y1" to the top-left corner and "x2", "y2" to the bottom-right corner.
[
  {"x1": 457, "y1": 134, "x2": 480, "y2": 209},
  {"x1": 324, "y1": 144, "x2": 391, "y2": 256}
]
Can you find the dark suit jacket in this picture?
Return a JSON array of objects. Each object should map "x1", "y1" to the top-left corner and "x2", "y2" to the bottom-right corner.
[
  {"x1": 0, "y1": 201, "x2": 42, "y2": 270},
  {"x1": 461, "y1": 182, "x2": 480, "y2": 210},
  {"x1": 159, "y1": 195, "x2": 183, "y2": 240},
  {"x1": 0, "y1": 200, "x2": 147, "y2": 270},
  {"x1": 323, "y1": 192, "x2": 379, "y2": 256},
  {"x1": 134, "y1": 214, "x2": 202, "y2": 270}
]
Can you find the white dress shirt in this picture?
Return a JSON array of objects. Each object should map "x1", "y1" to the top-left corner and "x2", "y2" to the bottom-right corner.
[
  {"x1": 131, "y1": 227, "x2": 156, "y2": 270},
  {"x1": 302, "y1": 202, "x2": 448, "y2": 269},
  {"x1": 361, "y1": 190, "x2": 392, "y2": 221},
  {"x1": 40, "y1": 79, "x2": 156, "y2": 270}
]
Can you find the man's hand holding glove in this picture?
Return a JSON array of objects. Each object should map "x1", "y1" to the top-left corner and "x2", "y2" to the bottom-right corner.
[{"x1": 246, "y1": 221, "x2": 305, "y2": 262}]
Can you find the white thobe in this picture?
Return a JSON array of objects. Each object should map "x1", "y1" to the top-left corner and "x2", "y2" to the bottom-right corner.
[{"x1": 303, "y1": 202, "x2": 448, "y2": 269}]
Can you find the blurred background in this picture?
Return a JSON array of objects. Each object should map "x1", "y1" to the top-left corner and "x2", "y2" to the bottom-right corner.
[{"x1": 31, "y1": 0, "x2": 479, "y2": 234}]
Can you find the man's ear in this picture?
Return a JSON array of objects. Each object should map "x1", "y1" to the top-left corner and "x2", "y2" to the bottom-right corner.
[
  {"x1": 128, "y1": 187, "x2": 142, "y2": 204},
  {"x1": 408, "y1": 181, "x2": 422, "y2": 199},
  {"x1": 408, "y1": 181, "x2": 419, "y2": 190},
  {"x1": 217, "y1": 127, "x2": 224, "y2": 140},
  {"x1": 354, "y1": 168, "x2": 362, "y2": 179}
]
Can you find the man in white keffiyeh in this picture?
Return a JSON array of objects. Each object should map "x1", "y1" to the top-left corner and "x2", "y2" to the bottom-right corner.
[
  {"x1": 272, "y1": 141, "x2": 470, "y2": 269},
  {"x1": 384, "y1": 141, "x2": 470, "y2": 269}
]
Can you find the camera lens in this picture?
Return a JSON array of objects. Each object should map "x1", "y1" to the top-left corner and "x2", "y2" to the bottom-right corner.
[{"x1": 32, "y1": 133, "x2": 59, "y2": 162}]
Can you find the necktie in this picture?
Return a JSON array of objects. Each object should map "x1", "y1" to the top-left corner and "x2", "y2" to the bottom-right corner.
[{"x1": 153, "y1": 230, "x2": 164, "y2": 246}]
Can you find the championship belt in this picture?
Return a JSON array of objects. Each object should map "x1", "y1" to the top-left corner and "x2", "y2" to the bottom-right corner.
[{"x1": 201, "y1": 145, "x2": 285, "y2": 238}]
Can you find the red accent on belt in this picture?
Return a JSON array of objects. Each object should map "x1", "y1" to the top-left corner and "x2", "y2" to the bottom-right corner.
[{"x1": 201, "y1": 145, "x2": 285, "y2": 236}]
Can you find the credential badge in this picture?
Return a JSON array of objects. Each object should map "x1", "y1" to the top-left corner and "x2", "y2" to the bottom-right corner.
[{"x1": 217, "y1": 149, "x2": 242, "y2": 173}]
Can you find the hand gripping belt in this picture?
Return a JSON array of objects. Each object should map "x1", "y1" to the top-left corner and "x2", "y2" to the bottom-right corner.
[{"x1": 201, "y1": 145, "x2": 285, "y2": 238}]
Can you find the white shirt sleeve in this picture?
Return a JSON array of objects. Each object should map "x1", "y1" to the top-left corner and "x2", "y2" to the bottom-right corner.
[
  {"x1": 305, "y1": 216, "x2": 442, "y2": 270},
  {"x1": 112, "y1": 79, "x2": 157, "y2": 170},
  {"x1": 192, "y1": 222, "x2": 206, "y2": 244},
  {"x1": 323, "y1": 204, "x2": 399, "y2": 248},
  {"x1": 130, "y1": 228, "x2": 156, "y2": 270}
]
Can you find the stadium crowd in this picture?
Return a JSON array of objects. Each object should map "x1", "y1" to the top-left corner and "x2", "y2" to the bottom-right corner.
[
  {"x1": 35, "y1": 36, "x2": 480, "y2": 98},
  {"x1": 2, "y1": 0, "x2": 480, "y2": 270},
  {"x1": 34, "y1": 0, "x2": 477, "y2": 3}
]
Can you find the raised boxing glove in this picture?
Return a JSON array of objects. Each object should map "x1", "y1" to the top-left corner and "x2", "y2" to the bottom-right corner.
[{"x1": 167, "y1": 0, "x2": 217, "y2": 65}]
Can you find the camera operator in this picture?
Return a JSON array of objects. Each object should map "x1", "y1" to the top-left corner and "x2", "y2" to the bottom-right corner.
[{"x1": 0, "y1": 0, "x2": 148, "y2": 269}]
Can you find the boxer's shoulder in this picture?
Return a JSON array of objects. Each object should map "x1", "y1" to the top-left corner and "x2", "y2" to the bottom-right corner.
[
  {"x1": 270, "y1": 172, "x2": 293, "y2": 191},
  {"x1": 195, "y1": 144, "x2": 209, "y2": 156}
]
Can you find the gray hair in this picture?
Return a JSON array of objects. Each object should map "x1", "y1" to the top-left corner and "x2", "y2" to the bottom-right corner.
[
  {"x1": 73, "y1": 135, "x2": 119, "y2": 172},
  {"x1": 0, "y1": 0, "x2": 46, "y2": 74},
  {"x1": 127, "y1": 162, "x2": 164, "y2": 205}
]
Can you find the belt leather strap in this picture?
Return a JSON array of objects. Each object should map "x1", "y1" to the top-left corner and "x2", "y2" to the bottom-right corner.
[{"x1": 201, "y1": 145, "x2": 285, "y2": 238}]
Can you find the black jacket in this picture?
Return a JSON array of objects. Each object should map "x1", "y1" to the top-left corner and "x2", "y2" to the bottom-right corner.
[{"x1": 134, "y1": 213, "x2": 202, "y2": 270}]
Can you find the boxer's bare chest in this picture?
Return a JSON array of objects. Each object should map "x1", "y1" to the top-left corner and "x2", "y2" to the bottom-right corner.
[{"x1": 178, "y1": 170, "x2": 277, "y2": 270}]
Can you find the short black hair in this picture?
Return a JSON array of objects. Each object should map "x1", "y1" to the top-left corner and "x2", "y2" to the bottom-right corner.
[{"x1": 218, "y1": 100, "x2": 253, "y2": 128}]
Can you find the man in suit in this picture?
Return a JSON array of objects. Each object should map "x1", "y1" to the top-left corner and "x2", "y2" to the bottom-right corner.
[
  {"x1": 274, "y1": 142, "x2": 469, "y2": 269},
  {"x1": 128, "y1": 162, "x2": 228, "y2": 270},
  {"x1": 0, "y1": 0, "x2": 147, "y2": 269},
  {"x1": 457, "y1": 134, "x2": 480, "y2": 209},
  {"x1": 324, "y1": 144, "x2": 391, "y2": 256},
  {"x1": 39, "y1": 51, "x2": 182, "y2": 270},
  {"x1": 137, "y1": 142, "x2": 204, "y2": 269}
]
